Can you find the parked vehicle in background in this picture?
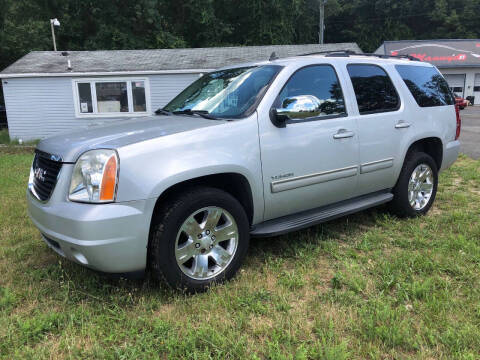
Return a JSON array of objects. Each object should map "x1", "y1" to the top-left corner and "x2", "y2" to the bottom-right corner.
[
  {"x1": 0, "y1": 105, "x2": 7, "y2": 128},
  {"x1": 454, "y1": 95, "x2": 469, "y2": 110},
  {"x1": 27, "y1": 52, "x2": 460, "y2": 292}
]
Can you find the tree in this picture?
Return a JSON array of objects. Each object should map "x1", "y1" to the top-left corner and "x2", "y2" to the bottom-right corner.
[{"x1": 1, "y1": 0, "x2": 479, "y2": 74}]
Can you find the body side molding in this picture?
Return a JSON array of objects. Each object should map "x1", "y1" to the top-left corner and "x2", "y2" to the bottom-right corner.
[
  {"x1": 270, "y1": 165, "x2": 358, "y2": 193},
  {"x1": 360, "y1": 158, "x2": 394, "y2": 174}
]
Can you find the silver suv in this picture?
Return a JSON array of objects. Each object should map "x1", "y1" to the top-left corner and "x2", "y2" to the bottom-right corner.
[{"x1": 27, "y1": 52, "x2": 461, "y2": 292}]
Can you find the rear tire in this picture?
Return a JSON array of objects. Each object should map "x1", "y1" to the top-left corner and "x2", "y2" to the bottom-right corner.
[
  {"x1": 149, "y1": 187, "x2": 250, "y2": 292},
  {"x1": 390, "y1": 151, "x2": 438, "y2": 217}
]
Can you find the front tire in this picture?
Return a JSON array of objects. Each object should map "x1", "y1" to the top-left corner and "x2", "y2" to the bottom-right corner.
[
  {"x1": 390, "y1": 151, "x2": 438, "y2": 217},
  {"x1": 149, "y1": 187, "x2": 250, "y2": 292}
]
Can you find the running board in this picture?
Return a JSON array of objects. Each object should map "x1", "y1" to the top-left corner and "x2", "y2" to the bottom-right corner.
[{"x1": 250, "y1": 191, "x2": 393, "y2": 237}]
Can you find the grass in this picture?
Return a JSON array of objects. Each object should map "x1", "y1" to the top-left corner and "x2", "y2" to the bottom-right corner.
[
  {"x1": 1, "y1": 147, "x2": 479, "y2": 359},
  {"x1": 0, "y1": 129, "x2": 40, "y2": 146}
]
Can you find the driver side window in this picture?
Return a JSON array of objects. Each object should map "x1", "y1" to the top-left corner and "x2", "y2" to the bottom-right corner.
[{"x1": 275, "y1": 65, "x2": 347, "y2": 121}]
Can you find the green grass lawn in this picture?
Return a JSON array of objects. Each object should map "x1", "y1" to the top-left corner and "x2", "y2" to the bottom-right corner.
[
  {"x1": 0, "y1": 129, "x2": 40, "y2": 146},
  {"x1": 1, "y1": 147, "x2": 479, "y2": 359}
]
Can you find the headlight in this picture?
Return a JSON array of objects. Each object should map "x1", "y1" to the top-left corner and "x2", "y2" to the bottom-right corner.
[{"x1": 69, "y1": 149, "x2": 119, "y2": 203}]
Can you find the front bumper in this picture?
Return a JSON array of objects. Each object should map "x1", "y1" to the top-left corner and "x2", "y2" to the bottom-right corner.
[{"x1": 27, "y1": 189, "x2": 156, "y2": 273}]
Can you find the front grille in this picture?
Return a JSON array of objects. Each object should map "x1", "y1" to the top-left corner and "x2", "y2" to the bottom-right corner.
[{"x1": 31, "y1": 150, "x2": 63, "y2": 201}]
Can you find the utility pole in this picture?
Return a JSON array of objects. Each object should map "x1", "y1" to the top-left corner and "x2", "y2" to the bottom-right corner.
[{"x1": 319, "y1": 0, "x2": 327, "y2": 44}]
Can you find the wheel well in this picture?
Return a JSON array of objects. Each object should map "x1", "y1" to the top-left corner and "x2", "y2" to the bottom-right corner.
[
  {"x1": 151, "y1": 173, "x2": 254, "y2": 226},
  {"x1": 406, "y1": 137, "x2": 443, "y2": 169}
]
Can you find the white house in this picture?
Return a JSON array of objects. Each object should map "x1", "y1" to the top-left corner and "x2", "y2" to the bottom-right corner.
[{"x1": 0, "y1": 43, "x2": 361, "y2": 140}]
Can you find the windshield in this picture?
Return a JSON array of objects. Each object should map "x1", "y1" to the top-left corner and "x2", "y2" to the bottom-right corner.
[{"x1": 162, "y1": 65, "x2": 282, "y2": 118}]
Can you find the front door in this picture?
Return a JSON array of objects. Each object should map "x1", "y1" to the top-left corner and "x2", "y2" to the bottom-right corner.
[{"x1": 258, "y1": 64, "x2": 360, "y2": 220}]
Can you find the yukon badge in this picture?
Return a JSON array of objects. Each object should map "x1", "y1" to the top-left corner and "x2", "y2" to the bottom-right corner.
[{"x1": 271, "y1": 172, "x2": 294, "y2": 181}]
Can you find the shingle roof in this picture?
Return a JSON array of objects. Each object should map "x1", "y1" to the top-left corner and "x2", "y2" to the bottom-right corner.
[{"x1": 1, "y1": 43, "x2": 362, "y2": 77}]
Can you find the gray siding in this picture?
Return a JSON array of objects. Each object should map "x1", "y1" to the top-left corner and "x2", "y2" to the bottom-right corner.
[
  {"x1": 150, "y1": 73, "x2": 200, "y2": 108},
  {"x1": 3, "y1": 73, "x2": 199, "y2": 140}
]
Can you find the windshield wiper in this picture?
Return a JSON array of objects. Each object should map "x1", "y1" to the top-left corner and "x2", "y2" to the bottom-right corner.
[
  {"x1": 172, "y1": 109, "x2": 219, "y2": 120},
  {"x1": 155, "y1": 108, "x2": 172, "y2": 116}
]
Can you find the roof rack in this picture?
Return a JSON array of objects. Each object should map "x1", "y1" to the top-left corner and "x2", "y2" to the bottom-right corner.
[{"x1": 300, "y1": 50, "x2": 420, "y2": 61}]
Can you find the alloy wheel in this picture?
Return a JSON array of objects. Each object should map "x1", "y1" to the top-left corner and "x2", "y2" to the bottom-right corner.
[{"x1": 175, "y1": 206, "x2": 239, "y2": 280}]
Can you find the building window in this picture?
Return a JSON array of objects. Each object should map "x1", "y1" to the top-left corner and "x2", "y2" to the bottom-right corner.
[{"x1": 73, "y1": 78, "x2": 150, "y2": 117}]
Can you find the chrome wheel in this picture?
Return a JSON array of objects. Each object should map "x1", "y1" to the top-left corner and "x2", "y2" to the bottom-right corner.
[
  {"x1": 408, "y1": 164, "x2": 434, "y2": 210},
  {"x1": 175, "y1": 206, "x2": 239, "y2": 280}
]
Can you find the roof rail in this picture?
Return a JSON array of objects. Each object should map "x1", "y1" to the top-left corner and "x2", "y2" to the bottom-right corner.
[
  {"x1": 300, "y1": 50, "x2": 357, "y2": 57},
  {"x1": 300, "y1": 50, "x2": 420, "y2": 61}
]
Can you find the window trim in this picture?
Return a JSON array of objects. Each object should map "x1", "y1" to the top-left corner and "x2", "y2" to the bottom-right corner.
[
  {"x1": 346, "y1": 63, "x2": 401, "y2": 116},
  {"x1": 270, "y1": 64, "x2": 348, "y2": 125},
  {"x1": 72, "y1": 77, "x2": 151, "y2": 118}
]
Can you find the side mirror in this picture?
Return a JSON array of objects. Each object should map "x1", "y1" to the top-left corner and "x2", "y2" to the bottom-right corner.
[
  {"x1": 270, "y1": 95, "x2": 322, "y2": 128},
  {"x1": 269, "y1": 108, "x2": 288, "y2": 128}
]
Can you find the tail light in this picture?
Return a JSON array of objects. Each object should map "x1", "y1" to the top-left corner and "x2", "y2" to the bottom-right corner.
[{"x1": 455, "y1": 104, "x2": 461, "y2": 140}]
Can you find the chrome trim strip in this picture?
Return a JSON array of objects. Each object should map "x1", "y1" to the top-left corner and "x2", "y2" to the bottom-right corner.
[
  {"x1": 271, "y1": 165, "x2": 358, "y2": 193},
  {"x1": 360, "y1": 158, "x2": 394, "y2": 174}
]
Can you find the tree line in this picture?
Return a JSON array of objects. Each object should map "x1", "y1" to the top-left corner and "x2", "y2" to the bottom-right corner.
[{"x1": 1, "y1": 0, "x2": 479, "y2": 72}]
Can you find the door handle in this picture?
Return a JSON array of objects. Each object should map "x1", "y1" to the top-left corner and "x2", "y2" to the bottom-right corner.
[
  {"x1": 333, "y1": 129, "x2": 355, "y2": 139},
  {"x1": 395, "y1": 121, "x2": 411, "y2": 129}
]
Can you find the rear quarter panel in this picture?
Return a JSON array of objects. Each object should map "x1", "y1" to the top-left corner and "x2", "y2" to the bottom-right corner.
[{"x1": 388, "y1": 64, "x2": 457, "y2": 180}]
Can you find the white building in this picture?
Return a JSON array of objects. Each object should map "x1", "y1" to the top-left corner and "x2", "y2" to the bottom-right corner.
[{"x1": 376, "y1": 39, "x2": 480, "y2": 103}]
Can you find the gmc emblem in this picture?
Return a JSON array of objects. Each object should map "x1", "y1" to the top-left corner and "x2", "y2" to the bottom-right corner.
[{"x1": 34, "y1": 167, "x2": 47, "y2": 182}]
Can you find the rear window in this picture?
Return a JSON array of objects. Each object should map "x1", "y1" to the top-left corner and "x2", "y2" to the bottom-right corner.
[
  {"x1": 395, "y1": 65, "x2": 454, "y2": 107},
  {"x1": 347, "y1": 64, "x2": 400, "y2": 115}
]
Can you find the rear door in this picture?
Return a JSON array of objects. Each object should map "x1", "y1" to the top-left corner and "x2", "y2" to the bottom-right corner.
[{"x1": 344, "y1": 63, "x2": 409, "y2": 195}]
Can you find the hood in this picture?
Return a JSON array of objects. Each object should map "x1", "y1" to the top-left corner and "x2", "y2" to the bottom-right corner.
[{"x1": 36, "y1": 115, "x2": 225, "y2": 162}]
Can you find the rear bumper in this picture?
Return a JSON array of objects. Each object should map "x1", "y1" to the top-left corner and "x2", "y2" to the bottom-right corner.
[
  {"x1": 27, "y1": 190, "x2": 156, "y2": 273},
  {"x1": 441, "y1": 140, "x2": 460, "y2": 171}
]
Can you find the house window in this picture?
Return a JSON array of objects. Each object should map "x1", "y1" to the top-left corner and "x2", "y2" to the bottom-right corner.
[{"x1": 73, "y1": 78, "x2": 150, "y2": 117}]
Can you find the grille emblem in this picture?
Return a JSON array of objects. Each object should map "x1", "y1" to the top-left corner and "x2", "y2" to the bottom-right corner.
[{"x1": 34, "y1": 167, "x2": 47, "y2": 182}]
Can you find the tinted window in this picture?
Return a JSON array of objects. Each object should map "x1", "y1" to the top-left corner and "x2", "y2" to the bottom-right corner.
[
  {"x1": 275, "y1": 65, "x2": 346, "y2": 120},
  {"x1": 347, "y1": 64, "x2": 399, "y2": 114},
  {"x1": 395, "y1": 65, "x2": 454, "y2": 107}
]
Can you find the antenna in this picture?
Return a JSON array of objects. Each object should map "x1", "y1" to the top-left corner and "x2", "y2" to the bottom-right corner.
[{"x1": 269, "y1": 51, "x2": 279, "y2": 61}]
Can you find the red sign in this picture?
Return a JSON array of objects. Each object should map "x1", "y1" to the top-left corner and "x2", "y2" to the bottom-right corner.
[{"x1": 402, "y1": 53, "x2": 468, "y2": 63}]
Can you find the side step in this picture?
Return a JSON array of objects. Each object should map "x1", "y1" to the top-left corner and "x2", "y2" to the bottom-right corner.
[{"x1": 250, "y1": 191, "x2": 393, "y2": 237}]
